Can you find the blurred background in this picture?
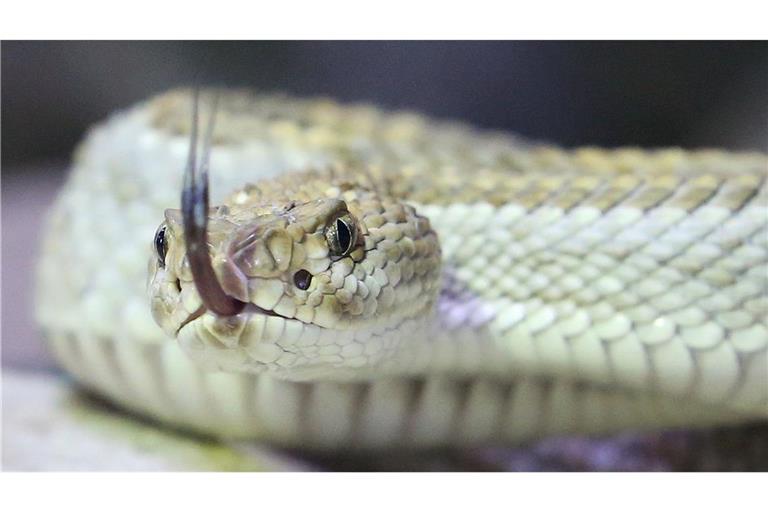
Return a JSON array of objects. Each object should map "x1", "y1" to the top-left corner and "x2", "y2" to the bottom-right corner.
[
  {"x1": 2, "y1": 41, "x2": 767, "y2": 470},
  {"x1": 4, "y1": 40, "x2": 768, "y2": 169}
]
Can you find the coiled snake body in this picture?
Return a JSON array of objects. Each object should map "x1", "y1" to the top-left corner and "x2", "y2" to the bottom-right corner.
[{"x1": 37, "y1": 90, "x2": 768, "y2": 449}]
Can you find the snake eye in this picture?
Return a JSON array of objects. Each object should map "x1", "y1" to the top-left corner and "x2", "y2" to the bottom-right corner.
[
  {"x1": 293, "y1": 269, "x2": 313, "y2": 290},
  {"x1": 326, "y1": 214, "x2": 357, "y2": 257},
  {"x1": 154, "y1": 224, "x2": 168, "y2": 268}
]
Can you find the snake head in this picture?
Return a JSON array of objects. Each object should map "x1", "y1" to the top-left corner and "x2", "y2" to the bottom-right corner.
[
  {"x1": 147, "y1": 91, "x2": 440, "y2": 379},
  {"x1": 148, "y1": 172, "x2": 442, "y2": 379}
]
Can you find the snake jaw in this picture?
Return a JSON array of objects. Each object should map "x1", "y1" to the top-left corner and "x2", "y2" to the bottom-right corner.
[{"x1": 148, "y1": 258, "x2": 194, "y2": 338}]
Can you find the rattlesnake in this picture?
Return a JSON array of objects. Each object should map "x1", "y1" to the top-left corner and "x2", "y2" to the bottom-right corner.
[{"x1": 36, "y1": 89, "x2": 768, "y2": 449}]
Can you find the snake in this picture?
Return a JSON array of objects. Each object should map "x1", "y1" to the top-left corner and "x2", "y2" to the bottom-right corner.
[{"x1": 36, "y1": 89, "x2": 768, "y2": 450}]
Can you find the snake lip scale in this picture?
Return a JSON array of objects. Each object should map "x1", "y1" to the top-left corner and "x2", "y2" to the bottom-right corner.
[{"x1": 35, "y1": 88, "x2": 768, "y2": 449}]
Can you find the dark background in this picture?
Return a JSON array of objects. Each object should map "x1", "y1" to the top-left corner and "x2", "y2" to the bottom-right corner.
[{"x1": 3, "y1": 41, "x2": 768, "y2": 170}]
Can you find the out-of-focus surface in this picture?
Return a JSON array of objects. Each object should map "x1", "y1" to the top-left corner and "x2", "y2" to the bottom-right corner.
[
  {"x1": 5, "y1": 368, "x2": 768, "y2": 471},
  {"x1": 2, "y1": 370, "x2": 310, "y2": 471},
  {"x1": 3, "y1": 41, "x2": 768, "y2": 471},
  {"x1": 2, "y1": 166, "x2": 66, "y2": 372}
]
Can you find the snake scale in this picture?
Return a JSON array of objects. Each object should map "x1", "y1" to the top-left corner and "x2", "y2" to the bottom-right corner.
[{"x1": 36, "y1": 89, "x2": 768, "y2": 450}]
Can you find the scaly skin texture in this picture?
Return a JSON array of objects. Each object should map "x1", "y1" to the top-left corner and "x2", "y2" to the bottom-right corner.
[
  {"x1": 37, "y1": 89, "x2": 768, "y2": 449},
  {"x1": 149, "y1": 183, "x2": 441, "y2": 379}
]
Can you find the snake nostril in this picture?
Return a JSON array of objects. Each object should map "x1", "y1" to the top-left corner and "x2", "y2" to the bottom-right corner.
[
  {"x1": 174, "y1": 279, "x2": 181, "y2": 293},
  {"x1": 293, "y1": 269, "x2": 312, "y2": 290}
]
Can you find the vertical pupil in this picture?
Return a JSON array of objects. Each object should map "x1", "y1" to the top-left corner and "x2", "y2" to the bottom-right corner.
[
  {"x1": 336, "y1": 219, "x2": 351, "y2": 253},
  {"x1": 155, "y1": 226, "x2": 167, "y2": 266}
]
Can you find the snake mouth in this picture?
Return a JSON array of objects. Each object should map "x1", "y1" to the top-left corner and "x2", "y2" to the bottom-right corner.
[
  {"x1": 174, "y1": 301, "x2": 300, "y2": 336},
  {"x1": 176, "y1": 304, "x2": 205, "y2": 336}
]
